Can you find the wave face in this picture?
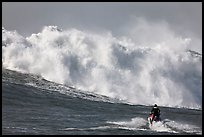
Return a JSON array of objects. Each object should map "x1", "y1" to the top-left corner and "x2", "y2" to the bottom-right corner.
[{"x1": 2, "y1": 24, "x2": 202, "y2": 109}]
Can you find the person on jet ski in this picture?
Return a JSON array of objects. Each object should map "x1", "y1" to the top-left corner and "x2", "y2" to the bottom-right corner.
[{"x1": 150, "y1": 104, "x2": 161, "y2": 122}]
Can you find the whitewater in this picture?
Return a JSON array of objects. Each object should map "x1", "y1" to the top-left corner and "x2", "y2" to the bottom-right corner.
[
  {"x1": 2, "y1": 23, "x2": 202, "y2": 135},
  {"x1": 2, "y1": 25, "x2": 202, "y2": 109}
]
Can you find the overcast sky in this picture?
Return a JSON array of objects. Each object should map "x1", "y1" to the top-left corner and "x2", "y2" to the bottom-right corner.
[{"x1": 2, "y1": 2, "x2": 202, "y2": 40}]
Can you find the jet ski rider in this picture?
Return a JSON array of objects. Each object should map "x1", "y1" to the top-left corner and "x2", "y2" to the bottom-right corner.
[{"x1": 150, "y1": 104, "x2": 161, "y2": 122}]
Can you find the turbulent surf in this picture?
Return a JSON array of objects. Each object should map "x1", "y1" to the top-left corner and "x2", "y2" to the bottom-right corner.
[{"x1": 2, "y1": 26, "x2": 202, "y2": 109}]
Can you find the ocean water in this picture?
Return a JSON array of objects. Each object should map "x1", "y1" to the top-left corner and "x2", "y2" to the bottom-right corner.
[
  {"x1": 2, "y1": 25, "x2": 202, "y2": 135},
  {"x1": 2, "y1": 69, "x2": 202, "y2": 135}
]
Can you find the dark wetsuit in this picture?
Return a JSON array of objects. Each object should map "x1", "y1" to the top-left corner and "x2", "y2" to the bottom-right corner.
[{"x1": 150, "y1": 107, "x2": 160, "y2": 121}]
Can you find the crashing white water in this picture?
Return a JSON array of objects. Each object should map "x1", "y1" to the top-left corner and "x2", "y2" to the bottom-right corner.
[
  {"x1": 107, "y1": 117, "x2": 175, "y2": 133},
  {"x1": 2, "y1": 21, "x2": 202, "y2": 109}
]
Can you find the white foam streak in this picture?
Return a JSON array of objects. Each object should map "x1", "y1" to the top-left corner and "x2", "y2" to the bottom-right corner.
[
  {"x1": 165, "y1": 120, "x2": 202, "y2": 134},
  {"x1": 107, "y1": 117, "x2": 147, "y2": 129}
]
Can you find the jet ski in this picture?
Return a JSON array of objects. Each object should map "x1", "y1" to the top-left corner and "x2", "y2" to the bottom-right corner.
[{"x1": 147, "y1": 113, "x2": 161, "y2": 126}]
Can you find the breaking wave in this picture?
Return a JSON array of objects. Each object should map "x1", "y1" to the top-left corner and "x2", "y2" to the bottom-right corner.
[{"x1": 2, "y1": 21, "x2": 202, "y2": 109}]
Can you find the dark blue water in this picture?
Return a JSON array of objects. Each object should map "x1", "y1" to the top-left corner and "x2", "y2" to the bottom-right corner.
[{"x1": 2, "y1": 69, "x2": 202, "y2": 135}]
